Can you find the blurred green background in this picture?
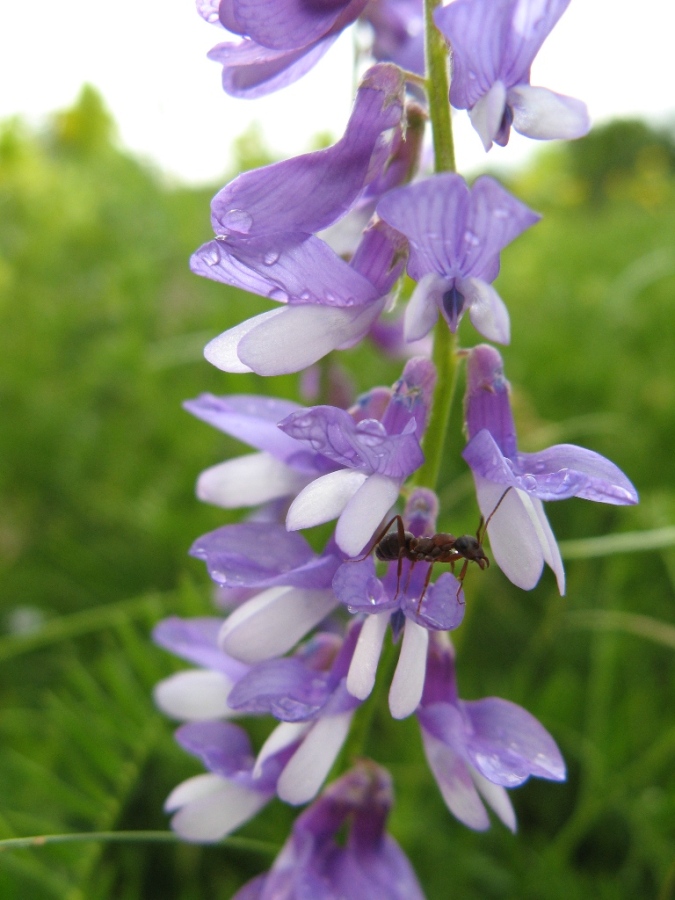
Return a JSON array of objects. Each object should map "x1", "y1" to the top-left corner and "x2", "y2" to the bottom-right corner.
[{"x1": 1, "y1": 88, "x2": 674, "y2": 899}]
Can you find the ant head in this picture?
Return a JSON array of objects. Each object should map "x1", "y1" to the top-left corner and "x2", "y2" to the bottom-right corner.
[{"x1": 454, "y1": 534, "x2": 489, "y2": 568}]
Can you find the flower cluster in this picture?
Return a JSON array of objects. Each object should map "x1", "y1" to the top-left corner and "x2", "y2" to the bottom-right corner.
[{"x1": 154, "y1": 1, "x2": 637, "y2": 894}]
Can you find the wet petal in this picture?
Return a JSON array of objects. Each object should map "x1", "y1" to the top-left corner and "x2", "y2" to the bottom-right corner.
[{"x1": 420, "y1": 730, "x2": 490, "y2": 830}]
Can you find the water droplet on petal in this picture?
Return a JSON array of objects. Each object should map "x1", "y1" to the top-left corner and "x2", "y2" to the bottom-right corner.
[
  {"x1": 299, "y1": 291, "x2": 312, "y2": 302},
  {"x1": 522, "y1": 474, "x2": 537, "y2": 491},
  {"x1": 493, "y1": 206, "x2": 508, "y2": 219},
  {"x1": 324, "y1": 292, "x2": 337, "y2": 306},
  {"x1": 463, "y1": 230, "x2": 480, "y2": 246},
  {"x1": 222, "y1": 208, "x2": 253, "y2": 233},
  {"x1": 268, "y1": 287, "x2": 289, "y2": 303},
  {"x1": 263, "y1": 249, "x2": 280, "y2": 265},
  {"x1": 204, "y1": 246, "x2": 220, "y2": 267}
]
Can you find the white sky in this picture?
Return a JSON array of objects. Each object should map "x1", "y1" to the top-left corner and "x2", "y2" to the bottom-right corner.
[{"x1": 1, "y1": 1, "x2": 673, "y2": 184}]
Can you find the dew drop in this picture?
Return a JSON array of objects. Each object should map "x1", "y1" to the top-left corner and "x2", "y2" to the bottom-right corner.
[
  {"x1": 463, "y1": 230, "x2": 480, "y2": 246},
  {"x1": 299, "y1": 291, "x2": 312, "y2": 302},
  {"x1": 263, "y1": 249, "x2": 280, "y2": 265},
  {"x1": 324, "y1": 292, "x2": 337, "y2": 305},
  {"x1": 204, "y1": 246, "x2": 220, "y2": 267},
  {"x1": 268, "y1": 287, "x2": 290, "y2": 303},
  {"x1": 522, "y1": 474, "x2": 537, "y2": 491},
  {"x1": 222, "y1": 208, "x2": 253, "y2": 233},
  {"x1": 493, "y1": 206, "x2": 508, "y2": 219}
]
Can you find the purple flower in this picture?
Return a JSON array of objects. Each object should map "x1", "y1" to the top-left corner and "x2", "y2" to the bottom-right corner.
[
  {"x1": 462, "y1": 345, "x2": 639, "y2": 593},
  {"x1": 418, "y1": 633, "x2": 565, "y2": 831},
  {"x1": 333, "y1": 488, "x2": 465, "y2": 719},
  {"x1": 282, "y1": 358, "x2": 435, "y2": 557},
  {"x1": 184, "y1": 393, "x2": 336, "y2": 511},
  {"x1": 190, "y1": 522, "x2": 342, "y2": 663},
  {"x1": 190, "y1": 65, "x2": 411, "y2": 375},
  {"x1": 200, "y1": 0, "x2": 368, "y2": 98},
  {"x1": 233, "y1": 761, "x2": 425, "y2": 900},
  {"x1": 435, "y1": 0, "x2": 590, "y2": 151},
  {"x1": 168, "y1": 627, "x2": 363, "y2": 813},
  {"x1": 362, "y1": 0, "x2": 425, "y2": 75},
  {"x1": 152, "y1": 617, "x2": 250, "y2": 720},
  {"x1": 377, "y1": 173, "x2": 540, "y2": 343}
]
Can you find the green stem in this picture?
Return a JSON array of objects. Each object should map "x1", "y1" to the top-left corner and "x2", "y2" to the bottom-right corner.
[
  {"x1": 0, "y1": 831, "x2": 276, "y2": 856},
  {"x1": 411, "y1": 0, "x2": 459, "y2": 492}
]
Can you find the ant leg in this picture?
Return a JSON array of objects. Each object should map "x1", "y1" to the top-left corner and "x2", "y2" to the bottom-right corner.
[
  {"x1": 416, "y1": 563, "x2": 434, "y2": 614},
  {"x1": 455, "y1": 559, "x2": 469, "y2": 603},
  {"x1": 392, "y1": 549, "x2": 406, "y2": 603},
  {"x1": 478, "y1": 487, "x2": 512, "y2": 543}
]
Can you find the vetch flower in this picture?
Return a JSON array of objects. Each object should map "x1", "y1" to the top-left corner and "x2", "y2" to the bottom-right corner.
[
  {"x1": 190, "y1": 522, "x2": 342, "y2": 663},
  {"x1": 152, "y1": 616, "x2": 249, "y2": 721},
  {"x1": 184, "y1": 393, "x2": 336, "y2": 511},
  {"x1": 191, "y1": 65, "x2": 411, "y2": 374},
  {"x1": 435, "y1": 0, "x2": 590, "y2": 151},
  {"x1": 333, "y1": 488, "x2": 465, "y2": 719},
  {"x1": 233, "y1": 761, "x2": 425, "y2": 899},
  {"x1": 282, "y1": 357, "x2": 435, "y2": 557},
  {"x1": 199, "y1": 0, "x2": 368, "y2": 98},
  {"x1": 165, "y1": 720, "x2": 280, "y2": 842},
  {"x1": 377, "y1": 173, "x2": 539, "y2": 343},
  {"x1": 362, "y1": 0, "x2": 425, "y2": 75},
  {"x1": 418, "y1": 632, "x2": 566, "y2": 831},
  {"x1": 463, "y1": 344, "x2": 639, "y2": 593}
]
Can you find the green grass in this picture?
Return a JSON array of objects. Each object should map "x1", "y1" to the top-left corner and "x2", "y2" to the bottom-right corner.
[{"x1": 0, "y1": 95, "x2": 674, "y2": 898}]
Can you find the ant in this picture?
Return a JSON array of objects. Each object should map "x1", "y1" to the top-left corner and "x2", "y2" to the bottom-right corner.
[{"x1": 359, "y1": 488, "x2": 512, "y2": 613}]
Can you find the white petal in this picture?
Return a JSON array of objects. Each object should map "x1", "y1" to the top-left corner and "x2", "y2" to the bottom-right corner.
[
  {"x1": 509, "y1": 85, "x2": 591, "y2": 141},
  {"x1": 204, "y1": 309, "x2": 284, "y2": 373},
  {"x1": 468, "y1": 80, "x2": 507, "y2": 152},
  {"x1": 170, "y1": 779, "x2": 269, "y2": 842},
  {"x1": 471, "y1": 768, "x2": 517, "y2": 833},
  {"x1": 528, "y1": 497, "x2": 565, "y2": 595},
  {"x1": 238, "y1": 302, "x2": 385, "y2": 375},
  {"x1": 463, "y1": 277, "x2": 511, "y2": 344},
  {"x1": 335, "y1": 473, "x2": 399, "y2": 556},
  {"x1": 165, "y1": 773, "x2": 225, "y2": 812},
  {"x1": 277, "y1": 712, "x2": 353, "y2": 805},
  {"x1": 404, "y1": 273, "x2": 442, "y2": 342},
  {"x1": 219, "y1": 586, "x2": 338, "y2": 663},
  {"x1": 389, "y1": 619, "x2": 428, "y2": 719},
  {"x1": 153, "y1": 670, "x2": 235, "y2": 721},
  {"x1": 346, "y1": 611, "x2": 390, "y2": 700},
  {"x1": 197, "y1": 453, "x2": 309, "y2": 508},
  {"x1": 286, "y1": 470, "x2": 367, "y2": 531},
  {"x1": 476, "y1": 477, "x2": 544, "y2": 591},
  {"x1": 253, "y1": 721, "x2": 312, "y2": 779},
  {"x1": 421, "y1": 732, "x2": 490, "y2": 830}
]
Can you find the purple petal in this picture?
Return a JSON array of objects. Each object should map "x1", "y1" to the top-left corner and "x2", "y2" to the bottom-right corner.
[
  {"x1": 514, "y1": 444, "x2": 638, "y2": 504},
  {"x1": 208, "y1": 35, "x2": 338, "y2": 99},
  {"x1": 436, "y1": 0, "x2": 571, "y2": 108},
  {"x1": 210, "y1": 64, "x2": 404, "y2": 237},
  {"x1": 381, "y1": 356, "x2": 436, "y2": 442},
  {"x1": 227, "y1": 658, "x2": 331, "y2": 721},
  {"x1": 153, "y1": 617, "x2": 248, "y2": 678},
  {"x1": 184, "y1": 393, "x2": 311, "y2": 467},
  {"x1": 225, "y1": 0, "x2": 362, "y2": 51},
  {"x1": 463, "y1": 697, "x2": 566, "y2": 784},
  {"x1": 407, "y1": 571, "x2": 466, "y2": 631},
  {"x1": 420, "y1": 727, "x2": 491, "y2": 830},
  {"x1": 333, "y1": 557, "x2": 396, "y2": 613},
  {"x1": 190, "y1": 523, "x2": 339, "y2": 590},
  {"x1": 279, "y1": 406, "x2": 423, "y2": 477},
  {"x1": 175, "y1": 720, "x2": 256, "y2": 780},
  {"x1": 464, "y1": 344, "x2": 517, "y2": 455}
]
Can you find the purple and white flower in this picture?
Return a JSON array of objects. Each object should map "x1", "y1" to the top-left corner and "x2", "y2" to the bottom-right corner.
[
  {"x1": 184, "y1": 393, "x2": 336, "y2": 511},
  {"x1": 191, "y1": 522, "x2": 342, "y2": 663},
  {"x1": 435, "y1": 0, "x2": 590, "y2": 151},
  {"x1": 418, "y1": 632, "x2": 566, "y2": 831},
  {"x1": 463, "y1": 345, "x2": 639, "y2": 593},
  {"x1": 233, "y1": 761, "x2": 425, "y2": 899},
  {"x1": 333, "y1": 488, "x2": 465, "y2": 719},
  {"x1": 282, "y1": 357, "x2": 435, "y2": 557},
  {"x1": 362, "y1": 0, "x2": 425, "y2": 75},
  {"x1": 377, "y1": 173, "x2": 539, "y2": 343},
  {"x1": 191, "y1": 65, "x2": 411, "y2": 375},
  {"x1": 199, "y1": 0, "x2": 368, "y2": 98}
]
